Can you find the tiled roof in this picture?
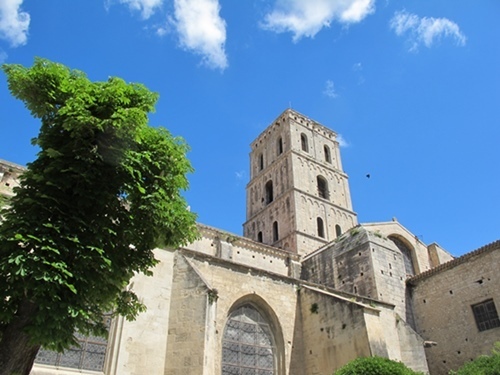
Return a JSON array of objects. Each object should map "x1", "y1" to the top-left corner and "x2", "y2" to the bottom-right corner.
[{"x1": 408, "y1": 239, "x2": 500, "y2": 284}]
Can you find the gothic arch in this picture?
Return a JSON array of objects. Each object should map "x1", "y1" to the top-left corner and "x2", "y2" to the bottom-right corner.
[{"x1": 223, "y1": 295, "x2": 285, "y2": 375}]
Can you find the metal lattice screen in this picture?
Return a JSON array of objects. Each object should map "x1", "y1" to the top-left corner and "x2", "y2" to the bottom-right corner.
[
  {"x1": 222, "y1": 304, "x2": 275, "y2": 375},
  {"x1": 35, "y1": 316, "x2": 110, "y2": 371},
  {"x1": 472, "y1": 299, "x2": 500, "y2": 332}
]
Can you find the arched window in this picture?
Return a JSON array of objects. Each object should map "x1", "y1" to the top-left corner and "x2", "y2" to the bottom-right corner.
[
  {"x1": 35, "y1": 316, "x2": 111, "y2": 371},
  {"x1": 300, "y1": 133, "x2": 308, "y2": 152},
  {"x1": 324, "y1": 145, "x2": 331, "y2": 163},
  {"x1": 277, "y1": 137, "x2": 283, "y2": 155},
  {"x1": 259, "y1": 154, "x2": 264, "y2": 171},
  {"x1": 222, "y1": 304, "x2": 276, "y2": 375},
  {"x1": 317, "y1": 176, "x2": 329, "y2": 200},
  {"x1": 272, "y1": 221, "x2": 279, "y2": 242},
  {"x1": 317, "y1": 217, "x2": 325, "y2": 238},
  {"x1": 389, "y1": 236, "x2": 415, "y2": 276},
  {"x1": 257, "y1": 232, "x2": 263, "y2": 243},
  {"x1": 265, "y1": 180, "x2": 273, "y2": 205},
  {"x1": 335, "y1": 224, "x2": 342, "y2": 238}
]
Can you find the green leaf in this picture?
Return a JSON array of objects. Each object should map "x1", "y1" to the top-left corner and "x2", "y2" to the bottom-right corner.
[{"x1": 0, "y1": 58, "x2": 197, "y2": 355}]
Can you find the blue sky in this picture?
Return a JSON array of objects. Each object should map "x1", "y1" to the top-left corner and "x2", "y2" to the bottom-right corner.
[{"x1": 1, "y1": 0, "x2": 499, "y2": 257}]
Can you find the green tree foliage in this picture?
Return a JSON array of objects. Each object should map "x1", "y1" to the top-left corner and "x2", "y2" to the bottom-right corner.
[
  {"x1": 334, "y1": 356, "x2": 424, "y2": 375},
  {"x1": 0, "y1": 58, "x2": 197, "y2": 374},
  {"x1": 450, "y1": 342, "x2": 500, "y2": 375}
]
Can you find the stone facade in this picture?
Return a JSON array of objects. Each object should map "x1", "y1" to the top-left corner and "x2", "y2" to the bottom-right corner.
[
  {"x1": 0, "y1": 158, "x2": 23, "y2": 198},
  {"x1": 243, "y1": 110, "x2": 357, "y2": 256},
  {"x1": 409, "y1": 240, "x2": 500, "y2": 375},
  {"x1": 0, "y1": 109, "x2": 497, "y2": 375}
]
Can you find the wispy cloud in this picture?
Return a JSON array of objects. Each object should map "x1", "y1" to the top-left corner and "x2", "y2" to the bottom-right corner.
[
  {"x1": 337, "y1": 134, "x2": 349, "y2": 148},
  {"x1": 235, "y1": 170, "x2": 245, "y2": 181},
  {"x1": 262, "y1": 0, "x2": 375, "y2": 42},
  {"x1": 352, "y1": 62, "x2": 365, "y2": 84},
  {"x1": 390, "y1": 10, "x2": 466, "y2": 51},
  {"x1": 352, "y1": 62, "x2": 362, "y2": 71},
  {"x1": 0, "y1": 0, "x2": 30, "y2": 47},
  {"x1": 172, "y1": 0, "x2": 227, "y2": 70},
  {"x1": 323, "y1": 80, "x2": 338, "y2": 99},
  {"x1": 111, "y1": 0, "x2": 163, "y2": 19}
]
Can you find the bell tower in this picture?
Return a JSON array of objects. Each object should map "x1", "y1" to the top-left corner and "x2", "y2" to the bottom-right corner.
[{"x1": 243, "y1": 109, "x2": 358, "y2": 256}]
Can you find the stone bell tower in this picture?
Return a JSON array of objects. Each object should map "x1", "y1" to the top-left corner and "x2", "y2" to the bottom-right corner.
[{"x1": 243, "y1": 109, "x2": 358, "y2": 256}]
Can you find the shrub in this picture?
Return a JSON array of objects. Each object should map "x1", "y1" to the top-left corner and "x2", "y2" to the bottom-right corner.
[
  {"x1": 334, "y1": 356, "x2": 423, "y2": 375},
  {"x1": 450, "y1": 342, "x2": 500, "y2": 375}
]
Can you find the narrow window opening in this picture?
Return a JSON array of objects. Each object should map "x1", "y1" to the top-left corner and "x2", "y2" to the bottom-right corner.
[
  {"x1": 277, "y1": 137, "x2": 283, "y2": 155},
  {"x1": 335, "y1": 224, "x2": 342, "y2": 238},
  {"x1": 272, "y1": 221, "x2": 279, "y2": 242},
  {"x1": 300, "y1": 133, "x2": 309, "y2": 152},
  {"x1": 265, "y1": 180, "x2": 274, "y2": 205},
  {"x1": 257, "y1": 232, "x2": 263, "y2": 242},
  {"x1": 324, "y1": 145, "x2": 331, "y2": 163},
  {"x1": 317, "y1": 176, "x2": 329, "y2": 200},
  {"x1": 259, "y1": 153, "x2": 264, "y2": 171},
  {"x1": 317, "y1": 217, "x2": 325, "y2": 238}
]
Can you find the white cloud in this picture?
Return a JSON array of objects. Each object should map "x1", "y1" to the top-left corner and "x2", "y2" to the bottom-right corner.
[
  {"x1": 235, "y1": 170, "x2": 245, "y2": 180},
  {"x1": 156, "y1": 25, "x2": 169, "y2": 36},
  {"x1": 337, "y1": 134, "x2": 349, "y2": 148},
  {"x1": 352, "y1": 62, "x2": 362, "y2": 71},
  {"x1": 0, "y1": 49, "x2": 7, "y2": 63},
  {"x1": 323, "y1": 80, "x2": 338, "y2": 98},
  {"x1": 113, "y1": 0, "x2": 163, "y2": 19},
  {"x1": 0, "y1": 0, "x2": 30, "y2": 47},
  {"x1": 172, "y1": 0, "x2": 228, "y2": 70},
  {"x1": 262, "y1": 0, "x2": 375, "y2": 41},
  {"x1": 390, "y1": 10, "x2": 466, "y2": 51}
]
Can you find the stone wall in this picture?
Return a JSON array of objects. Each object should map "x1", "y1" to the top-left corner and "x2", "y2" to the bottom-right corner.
[
  {"x1": 298, "y1": 286, "x2": 371, "y2": 374},
  {"x1": 302, "y1": 227, "x2": 409, "y2": 321},
  {"x1": 298, "y1": 285, "x2": 428, "y2": 374},
  {"x1": 0, "y1": 158, "x2": 24, "y2": 198},
  {"x1": 183, "y1": 251, "x2": 300, "y2": 374},
  {"x1": 427, "y1": 243, "x2": 454, "y2": 268},
  {"x1": 187, "y1": 224, "x2": 301, "y2": 277},
  {"x1": 107, "y1": 249, "x2": 177, "y2": 375},
  {"x1": 410, "y1": 240, "x2": 500, "y2": 375},
  {"x1": 243, "y1": 109, "x2": 357, "y2": 256},
  {"x1": 362, "y1": 221, "x2": 444, "y2": 275}
]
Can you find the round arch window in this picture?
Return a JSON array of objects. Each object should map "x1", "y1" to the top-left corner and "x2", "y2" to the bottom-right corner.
[{"x1": 222, "y1": 304, "x2": 276, "y2": 375}]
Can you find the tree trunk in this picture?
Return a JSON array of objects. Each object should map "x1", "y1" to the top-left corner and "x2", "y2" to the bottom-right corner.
[{"x1": 0, "y1": 300, "x2": 40, "y2": 375}]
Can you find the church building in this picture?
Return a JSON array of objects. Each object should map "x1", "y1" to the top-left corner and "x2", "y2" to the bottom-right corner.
[{"x1": 1, "y1": 109, "x2": 498, "y2": 375}]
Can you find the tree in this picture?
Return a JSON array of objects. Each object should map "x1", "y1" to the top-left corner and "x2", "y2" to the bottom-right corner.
[
  {"x1": 0, "y1": 58, "x2": 198, "y2": 375},
  {"x1": 450, "y1": 342, "x2": 500, "y2": 375},
  {"x1": 334, "y1": 356, "x2": 424, "y2": 375}
]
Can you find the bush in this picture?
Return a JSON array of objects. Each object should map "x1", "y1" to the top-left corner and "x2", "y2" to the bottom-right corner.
[
  {"x1": 450, "y1": 342, "x2": 500, "y2": 375},
  {"x1": 334, "y1": 356, "x2": 423, "y2": 375}
]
